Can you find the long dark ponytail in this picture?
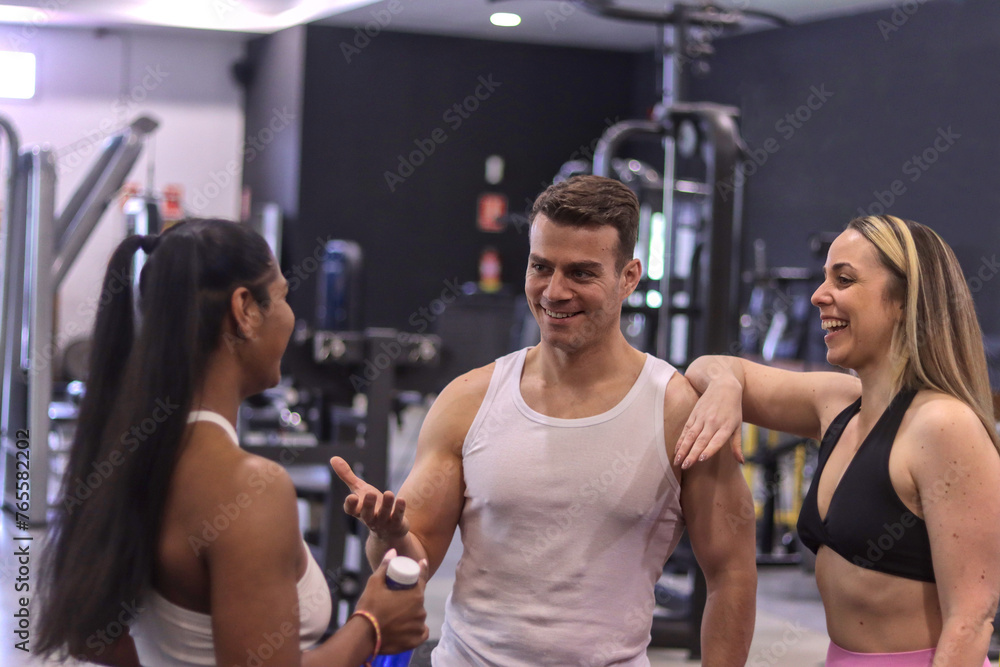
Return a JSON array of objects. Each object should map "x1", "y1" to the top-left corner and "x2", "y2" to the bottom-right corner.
[{"x1": 36, "y1": 219, "x2": 274, "y2": 659}]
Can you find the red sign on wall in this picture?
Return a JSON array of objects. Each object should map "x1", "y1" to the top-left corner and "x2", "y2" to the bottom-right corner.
[{"x1": 477, "y1": 192, "x2": 508, "y2": 232}]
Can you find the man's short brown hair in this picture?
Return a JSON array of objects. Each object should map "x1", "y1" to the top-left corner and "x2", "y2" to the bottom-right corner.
[{"x1": 530, "y1": 175, "x2": 640, "y2": 273}]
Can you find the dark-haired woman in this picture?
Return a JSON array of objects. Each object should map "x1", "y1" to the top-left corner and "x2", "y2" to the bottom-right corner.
[
  {"x1": 36, "y1": 219, "x2": 428, "y2": 666},
  {"x1": 676, "y1": 215, "x2": 1000, "y2": 666}
]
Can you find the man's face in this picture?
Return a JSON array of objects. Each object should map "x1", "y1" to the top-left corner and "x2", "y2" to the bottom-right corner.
[{"x1": 525, "y1": 214, "x2": 639, "y2": 354}]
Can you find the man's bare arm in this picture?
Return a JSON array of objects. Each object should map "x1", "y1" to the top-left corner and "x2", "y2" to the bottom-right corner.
[
  {"x1": 668, "y1": 375, "x2": 757, "y2": 665},
  {"x1": 333, "y1": 364, "x2": 493, "y2": 576}
]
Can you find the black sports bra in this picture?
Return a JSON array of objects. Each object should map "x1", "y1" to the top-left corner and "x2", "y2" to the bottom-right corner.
[{"x1": 796, "y1": 389, "x2": 936, "y2": 582}]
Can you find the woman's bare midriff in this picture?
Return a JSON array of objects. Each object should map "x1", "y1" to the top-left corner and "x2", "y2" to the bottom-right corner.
[{"x1": 816, "y1": 546, "x2": 941, "y2": 652}]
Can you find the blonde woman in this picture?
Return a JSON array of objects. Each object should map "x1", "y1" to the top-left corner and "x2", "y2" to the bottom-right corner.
[{"x1": 678, "y1": 215, "x2": 1000, "y2": 666}]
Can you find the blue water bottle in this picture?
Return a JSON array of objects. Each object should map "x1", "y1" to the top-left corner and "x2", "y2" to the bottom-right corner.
[{"x1": 372, "y1": 556, "x2": 421, "y2": 667}]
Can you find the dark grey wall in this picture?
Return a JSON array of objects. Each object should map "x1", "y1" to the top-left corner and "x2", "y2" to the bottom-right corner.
[
  {"x1": 293, "y1": 26, "x2": 652, "y2": 330},
  {"x1": 688, "y1": 0, "x2": 1000, "y2": 335},
  {"x1": 243, "y1": 25, "x2": 306, "y2": 222},
  {"x1": 243, "y1": 26, "x2": 657, "y2": 331}
]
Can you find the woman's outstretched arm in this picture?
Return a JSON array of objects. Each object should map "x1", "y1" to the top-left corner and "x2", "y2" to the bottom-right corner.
[{"x1": 678, "y1": 355, "x2": 860, "y2": 467}]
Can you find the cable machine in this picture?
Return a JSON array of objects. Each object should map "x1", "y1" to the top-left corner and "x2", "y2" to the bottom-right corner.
[
  {"x1": 0, "y1": 115, "x2": 158, "y2": 523},
  {"x1": 501, "y1": 1, "x2": 790, "y2": 657},
  {"x1": 582, "y1": 2, "x2": 789, "y2": 368}
]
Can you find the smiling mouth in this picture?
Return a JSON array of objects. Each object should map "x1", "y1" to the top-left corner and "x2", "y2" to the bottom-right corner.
[
  {"x1": 821, "y1": 319, "x2": 849, "y2": 332},
  {"x1": 544, "y1": 308, "x2": 580, "y2": 320}
]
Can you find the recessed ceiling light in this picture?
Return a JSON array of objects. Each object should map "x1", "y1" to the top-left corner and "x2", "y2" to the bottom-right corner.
[
  {"x1": 490, "y1": 12, "x2": 521, "y2": 27},
  {"x1": 0, "y1": 51, "x2": 36, "y2": 99}
]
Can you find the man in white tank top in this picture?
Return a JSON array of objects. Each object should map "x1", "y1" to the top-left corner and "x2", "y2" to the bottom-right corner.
[{"x1": 333, "y1": 176, "x2": 757, "y2": 665}]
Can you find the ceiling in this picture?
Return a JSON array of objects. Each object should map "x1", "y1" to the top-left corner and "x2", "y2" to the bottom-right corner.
[
  {"x1": 319, "y1": 0, "x2": 901, "y2": 50},
  {"x1": 0, "y1": 0, "x2": 901, "y2": 48}
]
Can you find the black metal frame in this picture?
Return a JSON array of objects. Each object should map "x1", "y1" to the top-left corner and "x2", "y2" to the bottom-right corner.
[
  {"x1": 577, "y1": 0, "x2": 787, "y2": 656},
  {"x1": 243, "y1": 328, "x2": 440, "y2": 624}
]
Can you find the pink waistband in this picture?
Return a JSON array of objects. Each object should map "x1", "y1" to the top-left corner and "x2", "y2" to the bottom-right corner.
[{"x1": 826, "y1": 642, "x2": 990, "y2": 667}]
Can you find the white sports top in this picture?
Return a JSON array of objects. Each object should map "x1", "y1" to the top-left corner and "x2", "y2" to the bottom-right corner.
[
  {"x1": 433, "y1": 348, "x2": 685, "y2": 667},
  {"x1": 130, "y1": 410, "x2": 332, "y2": 666}
]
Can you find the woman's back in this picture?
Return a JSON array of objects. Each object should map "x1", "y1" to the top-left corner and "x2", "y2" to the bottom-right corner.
[
  {"x1": 37, "y1": 221, "x2": 428, "y2": 666},
  {"x1": 154, "y1": 418, "x2": 295, "y2": 611},
  {"x1": 133, "y1": 414, "x2": 332, "y2": 664}
]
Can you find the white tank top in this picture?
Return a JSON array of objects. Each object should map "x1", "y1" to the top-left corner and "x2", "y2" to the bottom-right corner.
[
  {"x1": 433, "y1": 349, "x2": 684, "y2": 667},
  {"x1": 131, "y1": 410, "x2": 333, "y2": 666}
]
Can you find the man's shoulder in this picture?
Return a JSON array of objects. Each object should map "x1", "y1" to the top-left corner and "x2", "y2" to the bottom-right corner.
[
  {"x1": 426, "y1": 362, "x2": 496, "y2": 425},
  {"x1": 442, "y1": 347, "x2": 529, "y2": 403},
  {"x1": 425, "y1": 361, "x2": 499, "y2": 444},
  {"x1": 659, "y1": 373, "x2": 698, "y2": 471},
  {"x1": 440, "y1": 361, "x2": 497, "y2": 403},
  {"x1": 664, "y1": 371, "x2": 698, "y2": 419}
]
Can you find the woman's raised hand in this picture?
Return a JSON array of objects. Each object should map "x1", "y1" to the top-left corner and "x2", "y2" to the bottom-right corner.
[{"x1": 674, "y1": 376, "x2": 745, "y2": 468}]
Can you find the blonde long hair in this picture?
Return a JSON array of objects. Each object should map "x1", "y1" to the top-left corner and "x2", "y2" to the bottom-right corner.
[{"x1": 849, "y1": 215, "x2": 1000, "y2": 452}]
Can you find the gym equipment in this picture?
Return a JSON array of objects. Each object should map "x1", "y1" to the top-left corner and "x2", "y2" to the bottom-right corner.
[
  {"x1": 743, "y1": 424, "x2": 816, "y2": 566},
  {"x1": 0, "y1": 114, "x2": 158, "y2": 523},
  {"x1": 738, "y1": 238, "x2": 831, "y2": 566},
  {"x1": 518, "y1": 1, "x2": 789, "y2": 657},
  {"x1": 317, "y1": 240, "x2": 363, "y2": 331},
  {"x1": 236, "y1": 240, "x2": 443, "y2": 627},
  {"x1": 558, "y1": 1, "x2": 790, "y2": 371},
  {"x1": 122, "y1": 192, "x2": 163, "y2": 303},
  {"x1": 740, "y1": 238, "x2": 822, "y2": 362}
]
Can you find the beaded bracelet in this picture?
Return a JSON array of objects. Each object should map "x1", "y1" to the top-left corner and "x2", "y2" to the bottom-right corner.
[{"x1": 350, "y1": 610, "x2": 381, "y2": 667}]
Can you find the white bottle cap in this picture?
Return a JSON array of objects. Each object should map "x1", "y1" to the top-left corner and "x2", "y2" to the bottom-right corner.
[{"x1": 386, "y1": 556, "x2": 421, "y2": 587}]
